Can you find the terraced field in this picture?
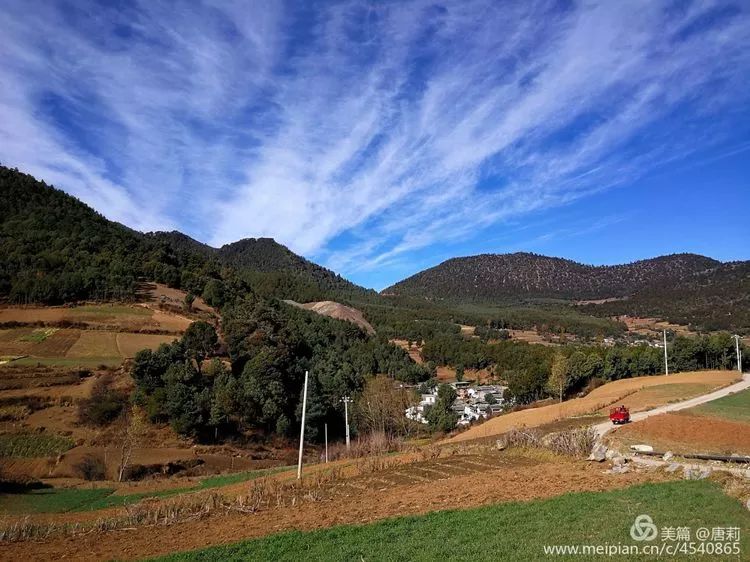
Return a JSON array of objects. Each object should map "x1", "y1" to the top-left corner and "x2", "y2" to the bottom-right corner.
[
  {"x1": 0, "y1": 328, "x2": 178, "y2": 367},
  {"x1": 0, "y1": 303, "x2": 192, "y2": 333}
]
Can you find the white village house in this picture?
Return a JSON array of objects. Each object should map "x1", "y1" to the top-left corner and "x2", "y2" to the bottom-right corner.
[{"x1": 405, "y1": 383, "x2": 507, "y2": 427}]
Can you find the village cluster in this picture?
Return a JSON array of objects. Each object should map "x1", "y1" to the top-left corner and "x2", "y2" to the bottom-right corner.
[{"x1": 405, "y1": 382, "x2": 507, "y2": 427}]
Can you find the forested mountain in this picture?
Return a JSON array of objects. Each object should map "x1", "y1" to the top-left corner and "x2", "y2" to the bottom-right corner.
[
  {"x1": 384, "y1": 252, "x2": 723, "y2": 300},
  {"x1": 384, "y1": 252, "x2": 750, "y2": 331},
  {"x1": 2, "y1": 165, "x2": 747, "y2": 332},
  {"x1": 0, "y1": 166, "x2": 369, "y2": 305},
  {"x1": 580, "y1": 261, "x2": 750, "y2": 331},
  {"x1": 216, "y1": 238, "x2": 370, "y2": 299}
]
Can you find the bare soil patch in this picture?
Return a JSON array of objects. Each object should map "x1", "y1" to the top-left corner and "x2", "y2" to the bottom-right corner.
[
  {"x1": 0, "y1": 366, "x2": 85, "y2": 392},
  {"x1": 611, "y1": 412, "x2": 750, "y2": 456},
  {"x1": 619, "y1": 316, "x2": 691, "y2": 337},
  {"x1": 0, "y1": 303, "x2": 194, "y2": 335},
  {"x1": 30, "y1": 330, "x2": 80, "y2": 358},
  {"x1": 435, "y1": 365, "x2": 492, "y2": 383},
  {"x1": 148, "y1": 309, "x2": 193, "y2": 332},
  {"x1": 142, "y1": 283, "x2": 214, "y2": 314},
  {"x1": 0, "y1": 328, "x2": 35, "y2": 356},
  {"x1": 390, "y1": 339, "x2": 424, "y2": 364},
  {"x1": 507, "y1": 329, "x2": 559, "y2": 346},
  {"x1": 459, "y1": 324, "x2": 475, "y2": 336},
  {"x1": 285, "y1": 300, "x2": 375, "y2": 335}
]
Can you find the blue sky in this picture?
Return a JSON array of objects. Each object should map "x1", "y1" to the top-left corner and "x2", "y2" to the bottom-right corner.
[{"x1": 1, "y1": 1, "x2": 749, "y2": 290}]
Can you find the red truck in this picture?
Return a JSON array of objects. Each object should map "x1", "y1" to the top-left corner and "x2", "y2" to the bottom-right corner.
[{"x1": 609, "y1": 405, "x2": 630, "y2": 425}]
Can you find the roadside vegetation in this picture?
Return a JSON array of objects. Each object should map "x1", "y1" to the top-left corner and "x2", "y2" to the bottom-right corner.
[{"x1": 421, "y1": 330, "x2": 745, "y2": 405}]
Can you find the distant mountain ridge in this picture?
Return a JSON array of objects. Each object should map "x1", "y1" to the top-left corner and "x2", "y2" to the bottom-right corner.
[
  {"x1": 2, "y1": 165, "x2": 747, "y2": 330},
  {"x1": 383, "y1": 252, "x2": 725, "y2": 300}
]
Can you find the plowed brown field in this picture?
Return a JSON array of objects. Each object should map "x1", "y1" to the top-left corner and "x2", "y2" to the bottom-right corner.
[
  {"x1": 0, "y1": 453, "x2": 672, "y2": 562},
  {"x1": 611, "y1": 412, "x2": 750, "y2": 455}
]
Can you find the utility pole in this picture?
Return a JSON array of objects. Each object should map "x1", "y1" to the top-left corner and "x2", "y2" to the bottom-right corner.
[
  {"x1": 324, "y1": 423, "x2": 328, "y2": 463},
  {"x1": 297, "y1": 370, "x2": 309, "y2": 480},
  {"x1": 341, "y1": 396, "x2": 352, "y2": 450},
  {"x1": 663, "y1": 330, "x2": 669, "y2": 376},
  {"x1": 733, "y1": 335, "x2": 743, "y2": 373}
]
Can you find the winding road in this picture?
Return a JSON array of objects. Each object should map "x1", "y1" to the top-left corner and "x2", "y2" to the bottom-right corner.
[{"x1": 593, "y1": 372, "x2": 750, "y2": 439}]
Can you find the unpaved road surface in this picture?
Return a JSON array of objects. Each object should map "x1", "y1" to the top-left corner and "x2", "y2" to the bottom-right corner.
[{"x1": 593, "y1": 373, "x2": 750, "y2": 439}]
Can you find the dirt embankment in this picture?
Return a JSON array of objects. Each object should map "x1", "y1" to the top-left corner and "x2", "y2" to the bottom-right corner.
[
  {"x1": 284, "y1": 300, "x2": 375, "y2": 335},
  {"x1": 449, "y1": 370, "x2": 739, "y2": 443}
]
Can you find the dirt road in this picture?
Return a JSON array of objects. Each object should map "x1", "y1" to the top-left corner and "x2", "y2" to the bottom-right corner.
[
  {"x1": 593, "y1": 372, "x2": 750, "y2": 439},
  {"x1": 449, "y1": 370, "x2": 739, "y2": 443}
]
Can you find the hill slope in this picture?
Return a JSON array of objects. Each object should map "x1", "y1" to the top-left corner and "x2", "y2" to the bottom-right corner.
[
  {"x1": 217, "y1": 238, "x2": 368, "y2": 298},
  {"x1": 384, "y1": 252, "x2": 750, "y2": 331},
  {"x1": 0, "y1": 166, "x2": 369, "y2": 304},
  {"x1": 384, "y1": 252, "x2": 722, "y2": 300}
]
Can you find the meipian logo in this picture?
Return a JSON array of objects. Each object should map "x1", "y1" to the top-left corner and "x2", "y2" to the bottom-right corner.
[{"x1": 630, "y1": 514, "x2": 658, "y2": 542}]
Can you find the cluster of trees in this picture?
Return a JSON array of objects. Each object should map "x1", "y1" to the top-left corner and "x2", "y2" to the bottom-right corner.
[
  {"x1": 0, "y1": 166, "x2": 231, "y2": 305},
  {"x1": 419, "y1": 331, "x2": 746, "y2": 405},
  {"x1": 485, "y1": 307, "x2": 626, "y2": 339},
  {"x1": 424, "y1": 384, "x2": 459, "y2": 432},
  {"x1": 131, "y1": 299, "x2": 432, "y2": 441}
]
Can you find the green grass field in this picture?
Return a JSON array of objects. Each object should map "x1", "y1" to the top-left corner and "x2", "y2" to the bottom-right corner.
[
  {"x1": 0, "y1": 466, "x2": 293, "y2": 514},
  {"x1": 156, "y1": 481, "x2": 750, "y2": 562},
  {"x1": 0, "y1": 433, "x2": 74, "y2": 458},
  {"x1": 687, "y1": 389, "x2": 750, "y2": 423},
  {"x1": 19, "y1": 328, "x2": 58, "y2": 343}
]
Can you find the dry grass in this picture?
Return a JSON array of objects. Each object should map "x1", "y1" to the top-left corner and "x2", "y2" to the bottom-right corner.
[
  {"x1": 326, "y1": 431, "x2": 405, "y2": 461},
  {"x1": 115, "y1": 333, "x2": 178, "y2": 357},
  {"x1": 0, "y1": 466, "x2": 345, "y2": 543},
  {"x1": 65, "y1": 331, "x2": 119, "y2": 359},
  {"x1": 499, "y1": 427, "x2": 597, "y2": 458},
  {"x1": 0, "y1": 405, "x2": 30, "y2": 421}
]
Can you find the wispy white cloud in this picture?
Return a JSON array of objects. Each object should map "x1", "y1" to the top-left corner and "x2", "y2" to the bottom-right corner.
[{"x1": 1, "y1": 1, "x2": 749, "y2": 282}]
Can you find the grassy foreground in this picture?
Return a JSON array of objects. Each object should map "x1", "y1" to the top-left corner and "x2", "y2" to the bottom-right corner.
[{"x1": 157, "y1": 481, "x2": 749, "y2": 562}]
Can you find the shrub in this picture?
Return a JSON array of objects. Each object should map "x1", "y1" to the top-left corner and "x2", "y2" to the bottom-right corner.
[
  {"x1": 74, "y1": 455, "x2": 107, "y2": 481},
  {"x1": 77, "y1": 375, "x2": 127, "y2": 426},
  {"x1": 499, "y1": 427, "x2": 596, "y2": 458}
]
